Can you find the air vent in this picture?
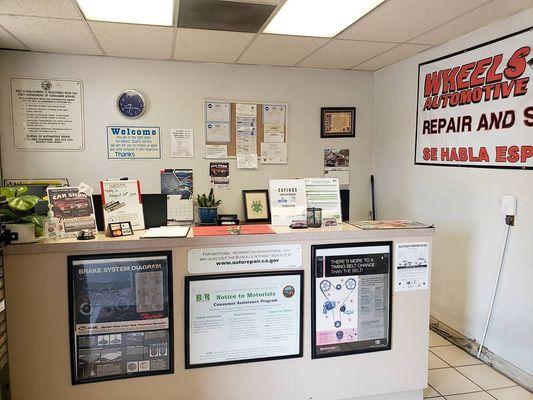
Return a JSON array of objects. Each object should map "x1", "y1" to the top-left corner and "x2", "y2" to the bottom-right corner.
[{"x1": 177, "y1": 0, "x2": 277, "y2": 33}]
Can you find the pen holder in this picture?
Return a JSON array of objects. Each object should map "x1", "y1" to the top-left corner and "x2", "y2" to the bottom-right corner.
[{"x1": 307, "y1": 207, "x2": 322, "y2": 228}]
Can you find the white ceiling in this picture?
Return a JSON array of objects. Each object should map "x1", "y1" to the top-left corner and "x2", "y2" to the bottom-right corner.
[{"x1": 0, "y1": 0, "x2": 531, "y2": 71}]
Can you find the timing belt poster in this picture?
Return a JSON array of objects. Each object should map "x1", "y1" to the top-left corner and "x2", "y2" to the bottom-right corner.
[
  {"x1": 68, "y1": 251, "x2": 173, "y2": 384},
  {"x1": 311, "y1": 242, "x2": 392, "y2": 359},
  {"x1": 415, "y1": 27, "x2": 533, "y2": 169},
  {"x1": 185, "y1": 271, "x2": 303, "y2": 368}
]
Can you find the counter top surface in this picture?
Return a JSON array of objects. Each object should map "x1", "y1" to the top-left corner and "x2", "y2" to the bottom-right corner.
[{"x1": 5, "y1": 223, "x2": 435, "y2": 255}]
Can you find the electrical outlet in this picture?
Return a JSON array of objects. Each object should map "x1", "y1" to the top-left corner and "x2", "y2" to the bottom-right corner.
[{"x1": 501, "y1": 195, "x2": 516, "y2": 216}]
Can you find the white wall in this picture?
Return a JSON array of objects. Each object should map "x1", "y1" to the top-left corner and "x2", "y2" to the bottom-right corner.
[
  {"x1": 373, "y1": 9, "x2": 533, "y2": 374},
  {"x1": 0, "y1": 51, "x2": 375, "y2": 220}
]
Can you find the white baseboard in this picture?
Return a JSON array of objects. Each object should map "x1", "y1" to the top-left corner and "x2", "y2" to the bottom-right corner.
[{"x1": 430, "y1": 316, "x2": 532, "y2": 392}]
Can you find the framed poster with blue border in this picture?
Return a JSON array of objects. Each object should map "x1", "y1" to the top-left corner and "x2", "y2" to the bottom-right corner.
[
  {"x1": 68, "y1": 251, "x2": 173, "y2": 384},
  {"x1": 311, "y1": 241, "x2": 392, "y2": 359}
]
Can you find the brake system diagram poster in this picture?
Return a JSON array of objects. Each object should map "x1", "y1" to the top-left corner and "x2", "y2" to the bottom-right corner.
[
  {"x1": 185, "y1": 271, "x2": 303, "y2": 368},
  {"x1": 68, "y1": 251, "x2": 173, "y2": 384},
  {"x1": 311, "y1": 242, "x2": 392, "y2": 358},
  {"x1": 415, "y1": 28, "x2": 533, "y2": 168}
]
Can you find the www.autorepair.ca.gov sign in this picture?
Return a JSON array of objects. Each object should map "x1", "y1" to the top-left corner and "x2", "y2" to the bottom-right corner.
[{"x1": 415, "y1": 27, "x2": 532, "y2": 169}]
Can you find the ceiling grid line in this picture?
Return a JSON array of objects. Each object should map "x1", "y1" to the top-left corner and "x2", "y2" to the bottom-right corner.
[
  {"x1": 67, "y1": 0, "x2": 106, "y2": 56},
  {"x1": 234, "y1": 0, "x2": 287, "y2": 64}
]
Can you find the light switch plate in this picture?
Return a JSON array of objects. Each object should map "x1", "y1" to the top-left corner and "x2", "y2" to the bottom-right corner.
[{"x1": 501, "y1": 195, "x2": 516, "y2": 216}]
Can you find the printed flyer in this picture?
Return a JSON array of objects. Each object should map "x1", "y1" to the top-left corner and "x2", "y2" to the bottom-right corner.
[
  {"x1": 47, "y1": 186, "x2": 96, "y2": 236},
  {"x1": 312, "y1": 242, "x2": 392, "y2": 358},
  {"x1": 68, "y1": 252, "x2": 173, "y2": 384},
  {"x1": 269, "y1": 179, "x2": 307, "y2": 226},
  {"x1": 185, "y1": 271, "x2": 303, "y2": 368}
]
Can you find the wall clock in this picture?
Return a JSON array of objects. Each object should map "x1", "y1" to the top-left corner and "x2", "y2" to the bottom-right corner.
[{"x1": 117, "y1": 89, "x2": 146, "y2": 119}]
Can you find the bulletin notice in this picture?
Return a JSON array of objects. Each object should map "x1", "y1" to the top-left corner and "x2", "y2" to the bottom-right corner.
[
  {"x1": 11, "y1": 78, "x2": 84, "y2": 151},
  {"x1": 185, "y1": 271, "x2": 303, "y2": 368}
]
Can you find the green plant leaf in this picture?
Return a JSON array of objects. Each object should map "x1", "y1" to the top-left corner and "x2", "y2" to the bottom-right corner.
[
  {"x1": 15, "y1": 186, "x2": 29, "y2": 196},
  {"x1": 7, "y1": 195, "x2": 40, "y2": 211},
  {"x1": 0, "y1": 187, "x2": 16, "y2": 198},
  {"x1": 20, "y1": 214, "x2": 44, "y2": 237},
  {"x1": 0, "y1": 207, "x2": 19, "y2": 222}
]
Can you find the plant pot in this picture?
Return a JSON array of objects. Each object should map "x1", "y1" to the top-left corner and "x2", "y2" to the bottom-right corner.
[
  {"x1": 198, "y1": 207, "x2": 218, "y2": 225},
  {"x1": 6, "y1": 223, "x2": 38, "y2": 244}
]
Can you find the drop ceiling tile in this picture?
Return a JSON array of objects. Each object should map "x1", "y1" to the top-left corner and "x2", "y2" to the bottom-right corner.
[
  {"x1": 298, "y1": 39, "x2": 396, "y2": 69},
  {"x1": 174, "y1": 28, "x2": 254, "y2": 63},
  {"x1": 409, "y1": 0, "x2": 533, "y2": 45},
  {"x1": 0, "y1": 0, "x2": 82, "y2": 19},
  {"x1": 354, "y1": 43, "x2": 431, "y2": 71},
  {"x1": 0, "y1": 15, "x2": 101, "y2": 55},
  {"x1": 338, "y1": 0, "x2": 491, "y2": 43},
  {"x1": 238, "y1": 34, "x2": 328, "y2": 66},
  {"x1": 0, "y1": 26, "x2": 28, "y2": 50},
  {"x1": 89, "y1": 22, "x2": 173, "y2": 59}
]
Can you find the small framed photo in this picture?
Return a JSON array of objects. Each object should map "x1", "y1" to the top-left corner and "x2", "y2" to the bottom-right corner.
[
  {"x1": 242, "y1": 190, "x2": 271, "y2": 223},
  {"x1": 321, "y1": 107, "x2": 356, "y2": 138}
]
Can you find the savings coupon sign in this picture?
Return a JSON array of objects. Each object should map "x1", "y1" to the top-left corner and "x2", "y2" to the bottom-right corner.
[{"x1": 415, "y1": 28, "x2": 533, "y2": 169}]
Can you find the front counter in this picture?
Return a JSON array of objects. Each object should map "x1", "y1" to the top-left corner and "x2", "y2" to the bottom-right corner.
[{"x1": 5, "y1": 224, "x2": 434, "y2": 400}]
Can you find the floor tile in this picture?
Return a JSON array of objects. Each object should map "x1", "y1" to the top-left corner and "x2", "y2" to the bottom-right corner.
[
  {"x1": 429, "y1": 351, "x2": 449, "y2": 369},
  {"x1": 430, "y1": 345, "x2": 483, "y2": 367},
  {"x1": 429, "y1": 330, "x2": 452, "y2": 347},
  {"x1": 424, "y1": 384, "x2": 441, "y2": 398},
  {"x1": 428, "y1": 368, "x2": 482, "y2": 396},
  {"x1": 456, "y1": 364, "x2": 516, "y2": 390},
  {"x1": 489, "y1": 386, "x2": 533, "y2": 400},
  {"x1": 445, "y1": 392, "x2": 495, "y2": 400}
]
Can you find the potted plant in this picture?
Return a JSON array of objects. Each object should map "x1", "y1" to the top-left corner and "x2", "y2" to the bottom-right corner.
[
  {"x1": 0, "y1": 186, "x2": 44, "y2": 243},
  {"x1": 195, "y1": 188, "x2": 221, "y2": 225}
]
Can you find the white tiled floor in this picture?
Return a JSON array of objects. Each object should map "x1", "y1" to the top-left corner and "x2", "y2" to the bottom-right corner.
[{"x1": 425, "y1": 330, "x2": 533, "y2": 400}]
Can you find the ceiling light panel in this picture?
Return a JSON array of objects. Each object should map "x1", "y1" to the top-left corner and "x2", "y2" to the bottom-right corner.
[
  {"x1": 264, "y1": 0, "x2": 386, "y2": 38},
  {"x1": 75, "y1": 0, "x2": 174, "y2": 26}
]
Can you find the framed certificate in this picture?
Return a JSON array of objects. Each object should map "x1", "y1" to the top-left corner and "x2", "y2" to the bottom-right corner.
[
  {"x1": 311, "y1": 242, "x2": 392, "y2": 359},
  {"x1": 185, "y1": 271, "x2": 303, "y2": 368},
  {"x1": 321, "y1": 107, "x2": 356, "y2": 138},
  {"x1": 68, "y1": 251, "x2": 173, "y2": 384}
]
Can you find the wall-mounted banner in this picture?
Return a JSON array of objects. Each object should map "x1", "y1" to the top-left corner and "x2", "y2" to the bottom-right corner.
[
  {"x1": 415, "y1": 28, "x2": 533, "y2": 169},
  {"x1": 107, "y1": 126, "x2": 161, "y2": 159},
  {"x1": 11, "y1": 78, "x2": 84, "y2": 151},
  {"x1": 187, "y1": 244, "x2": 302, "y2": 274}
]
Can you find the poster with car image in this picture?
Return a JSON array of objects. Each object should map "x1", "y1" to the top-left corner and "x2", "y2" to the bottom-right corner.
[
  {"x1": 47, "y1": 186, "x2": 96, "y2": 236},
  {"x1": 68, "y1": 251, "x2": 173, "y2": 384},
  {"x1": 311, "y1": 242, "x2": 392, "y2": 359},
  {"x1": 185, "y1": 271, "x2": 303, "y2": 368}
]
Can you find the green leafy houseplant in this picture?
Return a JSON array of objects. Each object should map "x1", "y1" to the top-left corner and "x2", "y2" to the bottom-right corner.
[
  {"x1": 195, "y1": 188, "x2": 222, "y2": 208},
  {"x1": 194, "y1": 188, "x2": 221, "y2": 224},
  {"x1": 0, "y1": 186, "x2": 45, "y2": 237}
]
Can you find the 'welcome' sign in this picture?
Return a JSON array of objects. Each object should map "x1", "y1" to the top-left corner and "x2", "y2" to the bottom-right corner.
[
  {"x1": 415, "y1": 28, "x2": 532, "y2": 169},
  {"x1": 107, "y1": 126, "x2": 161, "y2": 159}
]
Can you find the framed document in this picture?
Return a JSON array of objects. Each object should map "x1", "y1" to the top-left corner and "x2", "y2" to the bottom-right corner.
[
  {"x1": 68, "y1": 251, "x2": 173, "y2": 384},
  {"x1": 242, "y1": 189, "x2": 271, "y2": 223},
  {"x1": 311, "y1": 242, "x2": 392, "y2": 359},
  {"x1": 185, "y1": 271, "x2": 303, "y2": 368},
  {"x1": 321, "y1": 107, "x2": 356, "y2": 138}
]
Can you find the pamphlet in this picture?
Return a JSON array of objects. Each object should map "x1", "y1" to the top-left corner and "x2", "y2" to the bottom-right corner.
[
  {"x1": 47, "y1": 186, "x2": 97, "y2": 236},
  {"x1": 269, "y1": 179, "x2": 307, "y2": 226},
  {"x1": 305, "y1": 177, "x2": 342, "y2": 223},
  {"x1": 209, "y1": 162, "x2": 230, "y2": 189},
  {"x1": 170, "y1": 128, "x2": 194, "y2": 158}
]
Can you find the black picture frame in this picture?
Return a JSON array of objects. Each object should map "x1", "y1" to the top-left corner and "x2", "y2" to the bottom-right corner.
[
  {"x1": 242, "y1": 189, "x2": 271, "y2": 223},
  {"x1": 67, "y1": 251, "x2": 174, "y2": 385},
  {"x1": 414, "y1": 26, "x2": 533, "y2": 170},
  {"x1": 311, "y1": 241, "x2": 393, "y2": 359},
  {"x1": 320, "y1": 107, "x2": 356, "y2": 138},
  {"x1": 184, "y1": 270, "x2": 304, "y2": 369}
]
